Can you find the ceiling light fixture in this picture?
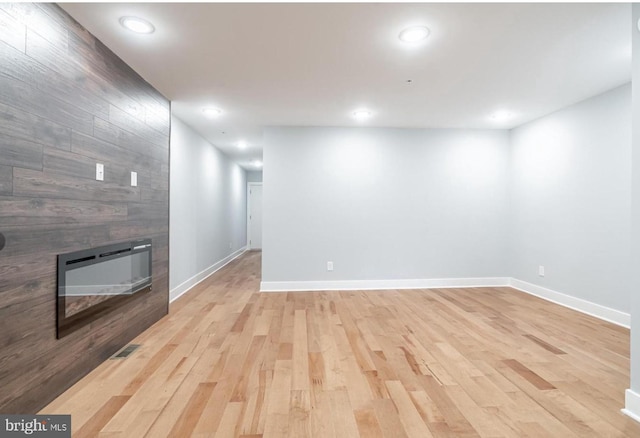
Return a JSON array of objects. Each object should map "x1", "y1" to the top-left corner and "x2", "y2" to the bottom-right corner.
[
  {"x1": 202, "y1": 107, "x2": 223, "y2": 119},
  {"x1": 352, "y1": 109, "x2": 372, "y2": 121},
  {"x1": 119, "y1": 16, "x2": 155, "y2": 34},
  {"x1": 399, "y1": 26, "x2": 430, "y2": 43},
  {"x1": 253, "y1": 160, "x2": 263, "y2": 168},
  {"x1": 490, "y1": 110, "x2": 513, "y2": 122},
  {"x1": 237, "y1": 140, "x2": 248, "y2": 149}
]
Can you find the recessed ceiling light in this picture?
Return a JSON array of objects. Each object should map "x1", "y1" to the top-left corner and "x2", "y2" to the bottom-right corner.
[
  {"x1": 253, "y1": 160, "x2": 263, "y2": 168},
  {"x1": 490, "y1": 110, "x2": 513, "y2": 122},
  {"x1": 399, "y1": 26, "x2": 430, "y2": 43},
  {"x1": 119, "y1": 16, "x2": 155, "y2": 34},
  {"x1": 352, "y1": 109, "x2": 372, "y2": 121},
  {"x1": 237, "y1": 140, "x2": 248, "y2": 149},
  {"x1": 202, "y1": 107, "x2": 223, "y2": 119}
]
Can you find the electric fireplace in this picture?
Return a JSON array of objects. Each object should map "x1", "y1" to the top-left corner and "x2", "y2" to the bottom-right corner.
[{"x1": 57, "y1": 239, "x2": 152, "y2": 338}]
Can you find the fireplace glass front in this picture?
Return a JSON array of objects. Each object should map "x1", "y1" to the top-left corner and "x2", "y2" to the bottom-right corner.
[{"x1": 57, "y1": 239, "x2": 152, "y2": 338}]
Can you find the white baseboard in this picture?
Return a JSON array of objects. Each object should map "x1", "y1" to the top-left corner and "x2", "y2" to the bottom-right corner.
[
  {"x1": 170, "y1": 246, "x2": 247, "y2": 303},
  {"x1": 623, "y1": 389, "x2": 640, "y2": 423},
  {"x1": 509, "y1": 278, "x2": 630, "y2": 328},
  {"x1": 260, "y1": 277, "x2": 511, "y2": 292},
  {"x1": 260, "y1": 276, "x2": 629, "y2": 328}
]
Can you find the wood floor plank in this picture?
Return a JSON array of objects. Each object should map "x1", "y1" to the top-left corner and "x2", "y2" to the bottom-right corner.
[
  {"x1": 523, "y1": 333, "x2": 567, "y2": 355},
  {"x1": 38, "y1": 251, "x2": 640, "y2": 437},
  {"x1": 292, "y1": 310, "x2": 310, "y2": 391},
  {"x1": 74, "y1": 396, "x2": 130, "y2": 438},
  {"x1": 167, "y1": 382, "x2": 217, "y2": 437},
  {"x1": 373, "y1": 398, "x2": 410, "y2": 438},
  {"x1": 287, "y1": 390, "x2": 311, "y2": 437},
  {"x1": 263, "y1": 359, "x2": 292, "y2": 437},
  {"x1": 502, "y1": 359, "x2": 557, "y2": 391},
  {"x1": 386, "y1": 380, "x2": 434, "y2": 438},
  {"x1": 328, "y1": 389, "x2": 360, "y2": 438},
  {"x1": 214, "y1": 401, "x2": 244, "y2": 438},
  {"x1": 354, "y1": 408, "x2": 384, "y2": 438}
]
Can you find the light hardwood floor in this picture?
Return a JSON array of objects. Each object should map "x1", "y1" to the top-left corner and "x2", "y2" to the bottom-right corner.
[{"x1": 42, "y1": 251, "x2": 640, "y2": 437}]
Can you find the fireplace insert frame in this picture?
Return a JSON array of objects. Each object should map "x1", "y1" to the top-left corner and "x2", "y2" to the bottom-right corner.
[{"x1": 56, "y1": 238, "x2": 152, "y2": 339}]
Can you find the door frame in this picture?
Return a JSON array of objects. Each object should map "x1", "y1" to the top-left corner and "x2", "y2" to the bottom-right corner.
[{"x1": 247, "y1": 182, "x2": 263, "y2": 250}]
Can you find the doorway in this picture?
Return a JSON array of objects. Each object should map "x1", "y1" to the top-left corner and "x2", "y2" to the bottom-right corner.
[{"x1": 247, "y1": 182, "x2": 263, "y2": 249}]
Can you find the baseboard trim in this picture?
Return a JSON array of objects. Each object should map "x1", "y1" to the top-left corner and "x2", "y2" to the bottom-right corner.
[
  {"x1": 170, "y1": 246, "x2": 247, "y2": 303},
  {"x1": 260, "y1": 276, "x2": 629, "y2": 327},
  {"x1": 260, "y1": 277, "x2": 511, "y2": 292},
  {"x1": 623, "y1": 389, "x2": 640, "y2": 423},
  {"x1": 509, "y1": 278, "x2": 630, "y2": 328}
]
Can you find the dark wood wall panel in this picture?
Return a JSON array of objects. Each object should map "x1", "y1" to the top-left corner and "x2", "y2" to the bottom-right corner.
[
  {"x1": 0, "y1": 3, "x2": 170, "y2": 414},
  {"x1": 0, "y1": 165, "x2": 12, "y2": 194},
  {"x1": 0, "y1": 102, "x2": 72, "y2": 150}
]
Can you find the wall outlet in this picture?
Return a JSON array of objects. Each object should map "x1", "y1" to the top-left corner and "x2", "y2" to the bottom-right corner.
[
  {"x1": 131, "y1": 171, "x2": 138, "y2": 187},
  {"x1": 538, "y1": 265, "x2": 545, "y2": 277},
  {"x1": 96, "y1": 163, "x2": 104, "y2": 181},
  {"x1": 327, "y1": 261, "x2": 334, "y2": 271}
]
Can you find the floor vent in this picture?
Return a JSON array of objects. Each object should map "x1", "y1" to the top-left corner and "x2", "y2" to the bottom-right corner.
[{"x1": 111, "y1": 344, "x2": 141, "y2": 359}]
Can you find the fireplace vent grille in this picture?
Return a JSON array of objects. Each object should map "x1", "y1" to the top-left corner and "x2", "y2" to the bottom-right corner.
[{"x1": 111, "y1": 344, "x2": 141, "y2": 359}]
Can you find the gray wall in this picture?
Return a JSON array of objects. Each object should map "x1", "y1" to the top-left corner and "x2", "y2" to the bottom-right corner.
[
  {"x1": 509, "y1": 84, "x2": 631, "y2": 313},
  {"x1": 170, "y1": 116, "x2": 247, "y2": 294},
  {"x1": 262, "y1": 127, "x2": 510, "y2": 282},
  {"x1": 262, "y1": 86, "x2": 632, "y2": 310},
  {"x1": 247, "y1": 171, "x2": 263, "y2": 183}
]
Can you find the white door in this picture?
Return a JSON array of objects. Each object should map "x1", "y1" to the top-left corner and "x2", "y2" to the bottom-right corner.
[{"x1": 248, "y1": 183, "x2": 263, "y2": 249}]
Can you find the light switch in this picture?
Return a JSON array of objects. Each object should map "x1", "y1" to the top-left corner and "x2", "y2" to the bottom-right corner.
[
  {"x1": 96, "y1": 163, "x2": 104, "y2": 181},
  {"x1": 131, "y1": 171, "x2": 138, "y2": 187}
]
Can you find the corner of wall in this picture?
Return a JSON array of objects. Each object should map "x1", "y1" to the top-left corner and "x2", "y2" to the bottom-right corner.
[
  {"x1": 509, "y1": 278, "x2": 630, "y2": 328},
  {"x1": 170, "y1": 247, "x2": 247, "y2": 303},
  {"x1": 623, "y1": 389, "x2": 640, "y2": 423}
]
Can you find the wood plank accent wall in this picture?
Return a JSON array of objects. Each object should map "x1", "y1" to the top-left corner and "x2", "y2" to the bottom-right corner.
[{"x1": 0, "y1": 3, "x2": 170, "y2": 414}]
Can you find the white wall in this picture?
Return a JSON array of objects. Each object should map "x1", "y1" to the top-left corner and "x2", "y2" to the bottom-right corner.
[
  {"x1": 170, "y1": 116, "x2": 247, "y2": 300},
  {"x1": 262, "y1": 127, "x2": 510, "y2": 287},
  {"x1": 246, "y1": 171, "x2": 263, "y2": 183},
  {"x1": 509, "y1": 84, "x2": 631, "y2": 313}
]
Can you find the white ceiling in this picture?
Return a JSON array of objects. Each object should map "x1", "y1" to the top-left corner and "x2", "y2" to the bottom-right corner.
[{"x1": 60, "y1": 3, "x2": 631, "y2": 169}]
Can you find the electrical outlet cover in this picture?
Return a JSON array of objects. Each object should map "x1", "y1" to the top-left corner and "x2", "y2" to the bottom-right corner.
[{"x1": 96, "y1": 163, "x2": 104, "y2": 181}]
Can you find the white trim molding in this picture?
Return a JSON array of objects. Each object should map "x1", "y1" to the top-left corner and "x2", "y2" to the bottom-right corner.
[
  {"x1": 509, "y1": 278, "x2": 630, "y2": 328},
  {"x1": 170, "y1": 246, "x2": 247, "y2": 303},
  {"x1": 623, "y1": 389, "x2": 640, "y2": 423},
  {"x1": 260, "y1": 277, "x2": 511, "y2": 292},
  {"x1": 260, "y1": 276, "x2": 630, "y2": 328}
]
